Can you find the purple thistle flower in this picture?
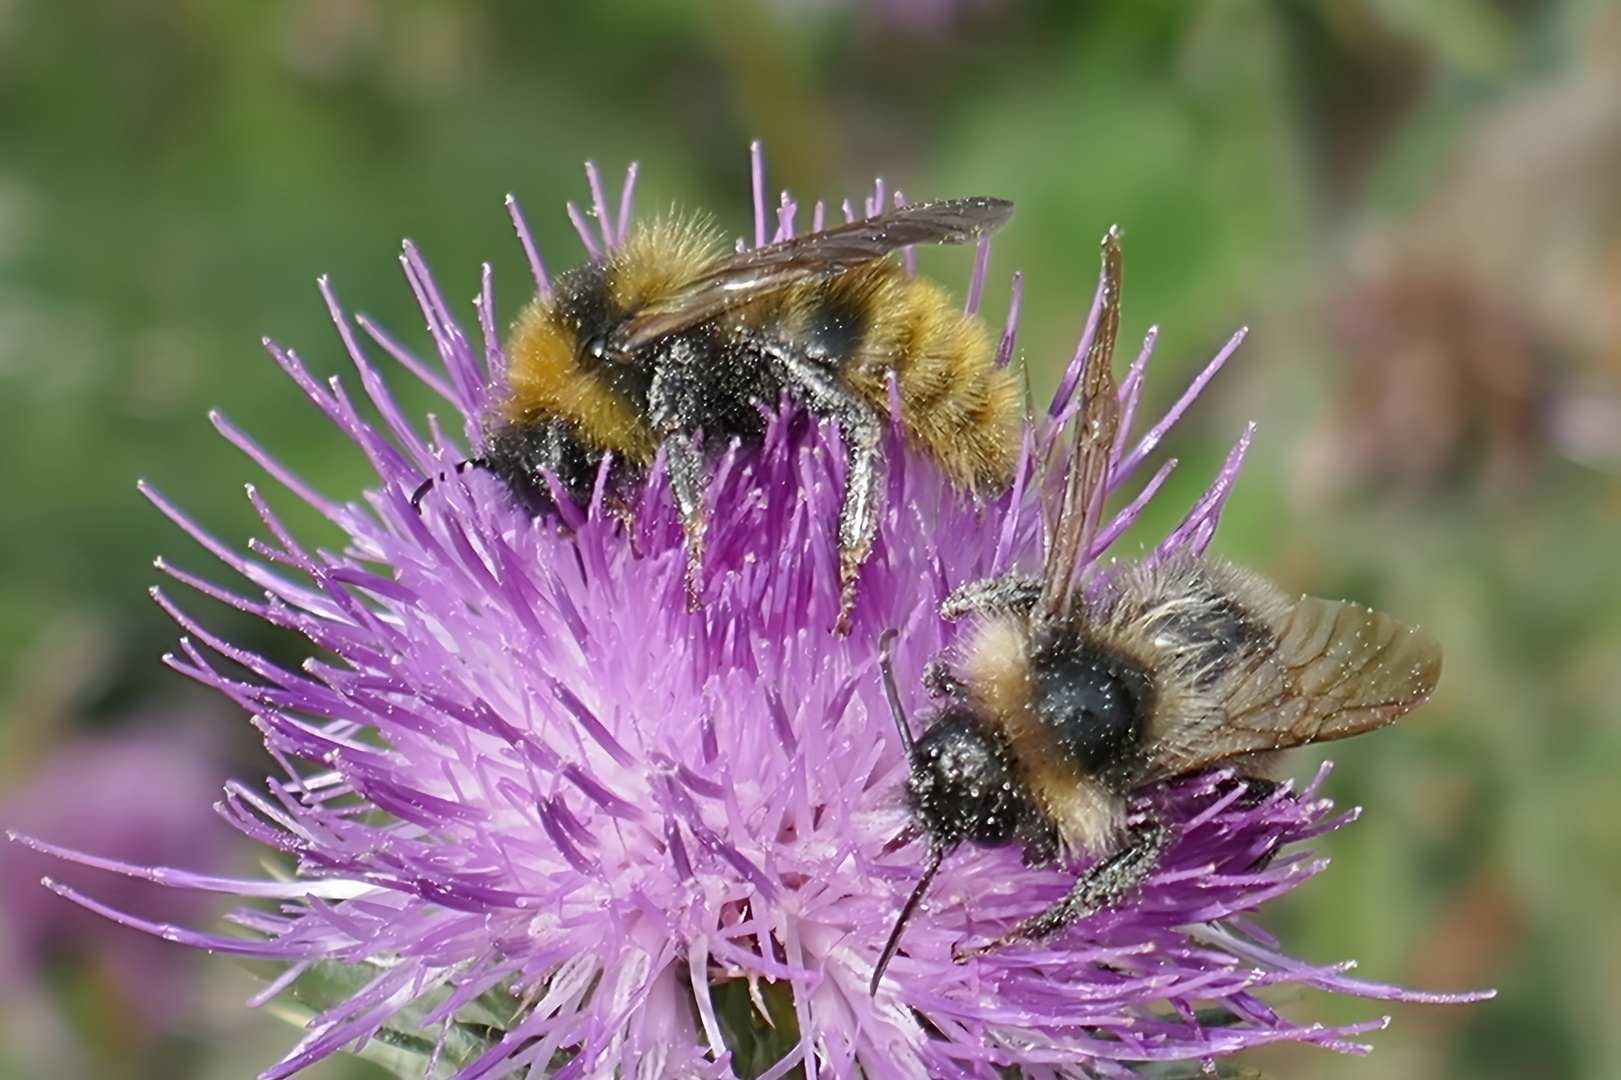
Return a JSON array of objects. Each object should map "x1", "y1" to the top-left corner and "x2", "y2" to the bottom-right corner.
[{"x1": 11, "y1": 145, "x2": 1488, "y2": 1079}]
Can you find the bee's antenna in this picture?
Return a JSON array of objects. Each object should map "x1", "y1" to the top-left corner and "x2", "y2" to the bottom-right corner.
[
  {"x1": 870, "y1": 841, "x2": 944, "y2": 996},
  {"x1": 871, "y1": 627, "x2": 940, "y2": 995},
  {"x1": 409, "y1": 459, "x2": 490, "y2": 513},
  {"x1": 878, "y1": 629, "x2": 914, "y2": 756}
]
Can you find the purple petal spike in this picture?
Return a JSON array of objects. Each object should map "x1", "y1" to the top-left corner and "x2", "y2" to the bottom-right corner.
[
  {"x1": 965, "y1": 232, "x2": 990, "y2": 315},
  {"x1": 751, "y1": 140, "x2": 767, "y2": 250},
  {"x1": 776, "y1": 191, "x2": 796, "y2": 243},
  {"x1": 565, "y1": 202, "x2": 601, "y2": 261},
  {"x1": 355, "y1": 312, "x2": 457, "y2": 406},
  {"x1": 583, "y1": 161, "x2": 614, "y2": 253},
  {"x1": 615, "y1": 162, "x2": 640, "y2": 248},
  {"x1": 994, "y1": 269, "x2": 1023, "y2": 369},
  {"x1": 505, "y1": 194, "x2": 551, "y2": 297},
  {"x1": 893, "y1": 191, "x2": 918, "y2": 276},
  {"x1": 1050, "y1": 266, "x2": 1109, "y2": 422},
  {"x1": 1115, "y1": 325, "x2": 1248, "y2": 488}
]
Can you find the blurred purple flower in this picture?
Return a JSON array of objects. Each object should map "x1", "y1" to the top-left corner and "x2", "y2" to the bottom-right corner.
[
  {"x1": 1, "y1": 716, "x2": 231, "y2": 1034},
  {"x1": 12, "y1": 149, "x2": 1485, "y2": 1078}
]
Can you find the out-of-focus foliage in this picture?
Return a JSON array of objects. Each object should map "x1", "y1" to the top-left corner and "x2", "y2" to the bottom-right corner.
[{"x1": 0, "y1": 1, "x2": 1616, "y2": 1078}]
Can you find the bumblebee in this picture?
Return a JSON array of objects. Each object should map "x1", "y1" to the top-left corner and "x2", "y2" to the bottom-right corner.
[
  {"x1": 869, "y1": 229, "x2": 1442, "y2": 993},
  {"x1": 476, "y1": 196, "x2": 1021, "y2": 631}
]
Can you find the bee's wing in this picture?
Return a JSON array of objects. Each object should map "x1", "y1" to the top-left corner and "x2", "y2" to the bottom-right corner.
[
  {"x1": 1147, "y1": 591, "x2": 1443, "y2": 778},
  {"x1": 1041, "y1": 228, "x2": 1123, "y2": 620},
  {"x1": 611, "y1": 197, "x2": 1014, "y2": 357}
]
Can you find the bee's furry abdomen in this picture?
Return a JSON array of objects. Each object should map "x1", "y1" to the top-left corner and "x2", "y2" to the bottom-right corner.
[
  {"x1": 824, "y1": 264, "x2": 1021, "y2": 492},
  {"x1": 1088, "y1": 555, "x2": 1442, "y2": 779},
  {"x1": 1084, "y1": 558, "x2": 1290, "y2": 776}
]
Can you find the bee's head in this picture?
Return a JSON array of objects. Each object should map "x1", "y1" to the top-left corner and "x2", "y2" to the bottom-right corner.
[
  {"x1": 907, "y1": 708, "x2": 1030, "y2": 849},
  {"x1": 873, "y1": 631, "x2": 1037, "y2": 996},
  {"x1": 551, "y1": 263, "x2": 620, "y2": 370}
]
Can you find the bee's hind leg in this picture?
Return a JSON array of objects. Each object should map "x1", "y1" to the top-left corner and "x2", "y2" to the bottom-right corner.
[
  {"x1": 775, "y1": 351, "x2": 883, "y2": 635},
  {"x1": 954, "y1": 818, "x2": 1170, "y2": 960},
  {"x1": 662, "y1": 432, "x2": 707, "y2": 610},
  {"x1": 833, "y1": 406, "x2": 882, "y2": 635}
]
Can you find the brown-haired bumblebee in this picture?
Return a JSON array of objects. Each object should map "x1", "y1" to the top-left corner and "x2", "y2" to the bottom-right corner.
[
  {"x1": 869, "y1": 229, "x2": 1443, "y2": 993},
  {"x1": 464, "y1": 196, "x2": 1021, "y2": 631}
]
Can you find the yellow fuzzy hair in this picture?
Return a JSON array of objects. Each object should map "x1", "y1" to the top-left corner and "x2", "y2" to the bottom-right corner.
[
  {"x1": 608, "y1": 216, "x2": 723, "y2": 314},
  {"x1": 822, "y1": 264, "x2": 1021, "y2": 492}
]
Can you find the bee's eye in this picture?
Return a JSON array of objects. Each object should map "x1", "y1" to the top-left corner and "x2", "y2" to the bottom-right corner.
[{"x1": 583, "y1": 335, "x2": 609, "y2": 363}]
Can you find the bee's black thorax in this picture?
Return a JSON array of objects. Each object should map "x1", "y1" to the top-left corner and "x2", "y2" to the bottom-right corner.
[
  {"x1": 565, "y1": 264, "x2": 840, "y2": 448},
  {"x1": 1029, "y1": 636, "x2": 1154, "y2": 794},
  {"x1": 489, "y1": 264, "x2": 822, "y2": 508}
]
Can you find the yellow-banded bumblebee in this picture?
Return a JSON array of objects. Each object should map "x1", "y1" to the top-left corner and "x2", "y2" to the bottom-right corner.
[
  {"x1": 468, "y1": 195, "x2": 1021, "y2": 631},
  {"x1": 870, "y1": 229, "x2": 1442, "y2": 993}
]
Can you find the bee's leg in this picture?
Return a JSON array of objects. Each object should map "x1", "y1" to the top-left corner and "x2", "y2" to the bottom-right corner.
[
  {"x1": 833, "y1": 405, "x2": 882, "y2": 634},
  {"x1": 954, "y1": 818, "x2": 1169, "y2": 960},
  {"x1": 1234, "y1": 775, "x2": 1279, "y2": 808},
  {"x1": 774, "y1": 351, "x2": 883, "y2": 634},
  {"x1": 1225, "y1": 775, "x2": 1283, "y2": 872},
  {"x1": 409, "y1": 458, "x2": 490, "y2": 513},
  {"x1": 939, "y1": 575, "x2": 1043, "y2": 621},
  {"x1": 661, "y1": 432, "x2": 707, "y2": 609}
]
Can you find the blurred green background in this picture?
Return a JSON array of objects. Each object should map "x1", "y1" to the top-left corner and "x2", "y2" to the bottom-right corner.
[{"x1": 2, "y1": 1, "x2": 1619, "y2": 1078}]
